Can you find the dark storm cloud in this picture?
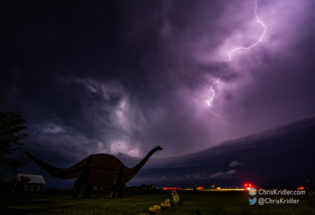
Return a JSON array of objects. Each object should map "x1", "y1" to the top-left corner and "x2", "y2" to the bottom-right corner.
[
  {"x1": 128, "y1": 115, "x2": 315, "y2": 188},
  {"x1": 1, "y1": 0, "x2": 315, "y2": 168},
  {"x1": 20, "y1": 115, "x2": 315, "y2": 187}
]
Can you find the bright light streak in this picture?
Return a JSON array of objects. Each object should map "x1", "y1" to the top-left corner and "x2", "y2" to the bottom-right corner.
[
  {"x1": 205, "y1": 77, "x2": 220, "y2": 107},
  {"x1": 163, "y1": 187, "x2": 179, "y2": 190},
  {"x1": 191, "y1": 0, "x2": 267, "y2": 111},
  {"x1": 221, "y1": 0, "x2": 267, "y2": 62}
]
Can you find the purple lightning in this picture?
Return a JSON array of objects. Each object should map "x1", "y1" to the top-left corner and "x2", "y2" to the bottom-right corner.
[
  {"x1": 193, "y1": 0, "x2": 267, "y2": 110},
  {"x1": 221, "y1": 0, "x2": 267, "y2": 62},
  {"x1": 205, "y1": 75, "x2": 221, "y2": 107}
]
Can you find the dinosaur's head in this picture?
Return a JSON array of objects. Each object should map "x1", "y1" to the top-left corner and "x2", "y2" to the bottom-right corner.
[{"x1": 156, "y1": 146, "x2": 163, "y2": 151}]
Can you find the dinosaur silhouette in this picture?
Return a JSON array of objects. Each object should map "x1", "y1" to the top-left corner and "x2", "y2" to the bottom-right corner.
[{"x1": 25, "y1": 146, "x2": 163, "y2": 199}]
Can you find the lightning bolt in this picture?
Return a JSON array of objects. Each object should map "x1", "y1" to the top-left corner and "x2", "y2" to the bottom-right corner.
[
  {"x1": 221, "y1": 0, "x2": 267, "y2": 62},
  {"x1": 192, "y1": 0, "x2": 267, "y2": 112},
  {"x1": 205, "y1": 75, "x2": 221, "y2": 107}
]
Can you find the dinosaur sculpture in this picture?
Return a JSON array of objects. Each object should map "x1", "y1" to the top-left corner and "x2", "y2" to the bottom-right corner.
[{"x1": 25, "y1": 146, "x2": 163, "y2": 199}]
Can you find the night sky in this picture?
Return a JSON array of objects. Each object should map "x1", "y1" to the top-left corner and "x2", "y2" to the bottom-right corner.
[{"x1": 1, "y1": 0, "x2": 315, "y2": 188}]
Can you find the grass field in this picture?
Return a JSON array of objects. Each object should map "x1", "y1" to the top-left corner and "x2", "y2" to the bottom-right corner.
[{"x1": 0, "y1": 190, "x2": 314, "y2": 215}]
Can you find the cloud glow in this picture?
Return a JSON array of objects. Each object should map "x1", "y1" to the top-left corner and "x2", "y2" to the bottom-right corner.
[{"x1": 200, "y1": 0, "x2": 267, "y2": 108}]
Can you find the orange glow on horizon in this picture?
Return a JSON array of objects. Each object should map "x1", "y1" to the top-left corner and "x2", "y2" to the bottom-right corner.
[{"x1": 163, "y1": 187, "x2": 179, "y2": 190}]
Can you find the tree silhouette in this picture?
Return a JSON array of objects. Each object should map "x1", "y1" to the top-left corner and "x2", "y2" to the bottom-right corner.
[
  {"x1": 14, "y1": 175, "x2": 31, "y2": 195},
  {"x1": 0, "y1": 101, "x2": 29, "y2": 176}
]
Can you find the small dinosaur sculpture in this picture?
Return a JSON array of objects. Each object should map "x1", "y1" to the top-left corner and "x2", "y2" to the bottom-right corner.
[{"x1": 25, "y1": 146, "x2": 163, "y2": 199}]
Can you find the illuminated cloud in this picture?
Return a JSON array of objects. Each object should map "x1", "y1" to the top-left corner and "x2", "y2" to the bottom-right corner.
[
  {"x1": 209, "y1": 170, "x2": 236, "y2": 179},
  {"x1": 209, "y1": 172, "x2": 225, "y2": 179},
  {"x1": 1, "y1": 0, "x2": 314, "y2": 175},
  {"x1": 229, "y1": 161, "x2": 243, "y2": 167}
]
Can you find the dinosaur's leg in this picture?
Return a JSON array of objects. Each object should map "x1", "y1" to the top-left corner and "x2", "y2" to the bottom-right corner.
[
  {"x1": 83, "y1": 182, "x2": 94, "y2": 198},
  {"x1": 113, "y1": 186, "x2": 120, "y2": 198},
  {"x1": 73, "y1": 181, "x2": 90, "y2": 199},
  {"x1": 111, "y1": 181, "x2": 122, "y2": 198},
  {"x1": 117, "y1": 184, "x2": 124, "y2": 198},
  {"x1": 113, "y1": 182, "x2": 126, "y2": 198},
  {"x1": 111, "y1": 167, "x2": 124, "y2": 198},
  {"x1": 73, "y1": 156, "x2": 93, "y2": 199},
  {"x1": 71, "y1": 179, "x2": 78, "y2": 195},
  {"x1": 110, "y1": 185, "x2": 115, "y2": 198}
]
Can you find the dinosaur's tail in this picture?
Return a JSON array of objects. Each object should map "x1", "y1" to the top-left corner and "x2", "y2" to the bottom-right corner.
[{"x1": 25, "y1": 152, "x2": 83, "y2": 179}]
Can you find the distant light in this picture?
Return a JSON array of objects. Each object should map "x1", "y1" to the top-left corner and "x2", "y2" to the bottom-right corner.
[
  {"x1": 163, "y1": 187, "x2": 179, "y2": 190},
  {"x1": 244, "y1": 183, "x2": 254, "y2": 190}
]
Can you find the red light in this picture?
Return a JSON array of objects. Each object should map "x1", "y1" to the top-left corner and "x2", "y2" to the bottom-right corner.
[
  {"x1": 163, "y1": 187, "x2": 179, "y2": 190},
  {"x1": 244, "y1": 184, "x2": 247, "y2": 186},
  {"x1": 298, "y1": 187, "x2": 304, "y2": 190},
  {"x1": 249, "y1": 184, "x2": 252, "y2": 187}
]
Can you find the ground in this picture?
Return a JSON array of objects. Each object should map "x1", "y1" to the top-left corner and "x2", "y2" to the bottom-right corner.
[{"x1": 0, "y1": 190, "x2": 314, "y2": 214}]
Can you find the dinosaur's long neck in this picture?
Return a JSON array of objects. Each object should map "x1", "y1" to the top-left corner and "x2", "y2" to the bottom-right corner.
[{"x1": 127, "y1": 147, "x2": 160, "y2": 177}]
